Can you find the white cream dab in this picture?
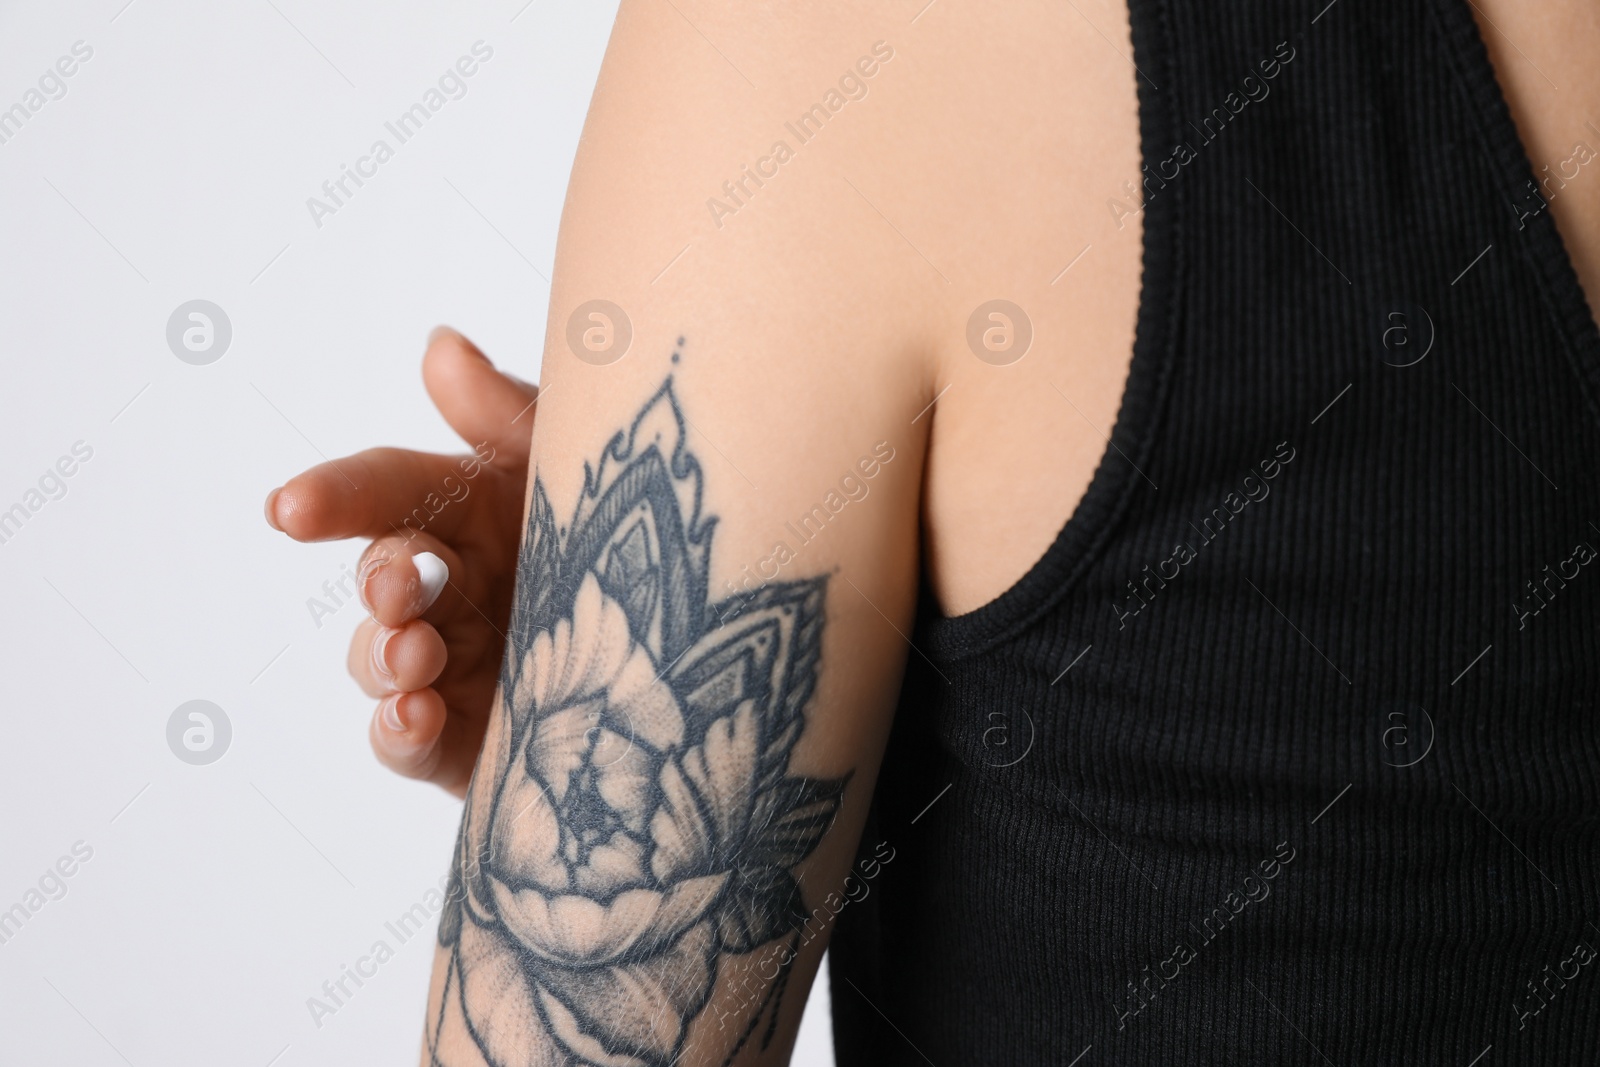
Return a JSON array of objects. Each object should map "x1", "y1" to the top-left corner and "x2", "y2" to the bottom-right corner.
[{"x1": 413, "y1": 551, "x2": 449, "y2": 612}]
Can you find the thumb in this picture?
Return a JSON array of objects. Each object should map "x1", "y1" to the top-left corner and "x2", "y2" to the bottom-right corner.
[{"x1": 422, "y1": 326, "x2": 540, "y2": 468}]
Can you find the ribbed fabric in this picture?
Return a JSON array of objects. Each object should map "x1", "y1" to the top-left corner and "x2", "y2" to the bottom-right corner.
[{"x1": 830, "y1": 0, "x2": 1600, "y2": 1063}]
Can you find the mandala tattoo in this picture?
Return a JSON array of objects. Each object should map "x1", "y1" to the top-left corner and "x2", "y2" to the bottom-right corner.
[{"x1": 429, "y1": 378, "x2": 848, "y2": 1067}]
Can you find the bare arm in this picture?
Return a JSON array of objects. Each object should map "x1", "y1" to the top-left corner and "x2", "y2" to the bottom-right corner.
[{"x1": 423, "y1": 3, "x2": 939, "y2": 1063}]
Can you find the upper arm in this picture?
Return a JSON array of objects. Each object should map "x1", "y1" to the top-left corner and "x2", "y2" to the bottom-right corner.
[{"x1": 424, "y1": 5, "x2": 938, "y2": 1064}]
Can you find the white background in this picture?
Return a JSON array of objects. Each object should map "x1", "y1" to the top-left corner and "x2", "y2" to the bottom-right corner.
[{"x1": 0, "y1": 1, "x2": 833, "y2": 1063}]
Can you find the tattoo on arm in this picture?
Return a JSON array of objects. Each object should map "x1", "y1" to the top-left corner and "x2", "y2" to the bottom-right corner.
[{"x1": 429, "y1": 377, "x2": 849, "y2": 1067}]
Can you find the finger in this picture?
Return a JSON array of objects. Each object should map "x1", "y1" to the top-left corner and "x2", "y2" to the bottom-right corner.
[
  {"x1": 424, "y1": 327, "x2": 541, "y2": 469},
  {"x1": 267, "y1": 446, "x2": 491, "y2": 543},
  {"x1": 369, "y1": 689, "x2": 479, "y2": 797},
  {"x1": 348, "y1": 617, "x2": 448, "y2": 697},
  {"x1": 356, "y1": 533, "x2": 471, "y2": 629}
]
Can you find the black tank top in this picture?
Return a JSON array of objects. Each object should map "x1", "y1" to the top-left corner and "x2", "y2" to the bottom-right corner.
[{"x1": 830, "y1": 0, "x2": 1600, "y2": 1062}]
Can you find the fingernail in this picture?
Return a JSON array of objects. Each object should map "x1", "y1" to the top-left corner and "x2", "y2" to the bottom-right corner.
[
  {"x1": 372, "y1": 627, "x2": 397, "y2": 684},
  {"x1": 430, "y1": 324, "x2": 491, "y2": 364},
  {"x1": 380, "y1": 694, "x2": 407, "y2": 733},
  {"x1": 358, "y1": 552, "x2": 390, "y2": 614},
  {"x1": 430, "y1": 324, "x2": 471, "y2": 350},
  {"x1": 263, "y1": 488, "x2": 284, "y2": 531},
  {"x1": 413, "y1": 551, "x2": 449, "y2": 613}
]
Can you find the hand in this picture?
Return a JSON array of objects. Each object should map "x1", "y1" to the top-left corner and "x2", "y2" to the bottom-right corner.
[{"x1": 265, "y1": 327, "x2": 536, "y2": 797}]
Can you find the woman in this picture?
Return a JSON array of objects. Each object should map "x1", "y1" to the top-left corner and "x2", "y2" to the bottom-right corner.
[{"x1": 266, "y1": 0, "x2": 1600, "y2": 1062}]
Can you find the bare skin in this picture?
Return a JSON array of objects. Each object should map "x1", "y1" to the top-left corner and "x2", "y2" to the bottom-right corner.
[
  {"x1": 268, "y1": 0, "x2": 1144, "y2": 793},
  {"x1": 265, "y1": 0, "x2": 1598, "y2": 1062},
  {"x1": 1471, "y1": 0, "x2": 1600, "y2": 306}
]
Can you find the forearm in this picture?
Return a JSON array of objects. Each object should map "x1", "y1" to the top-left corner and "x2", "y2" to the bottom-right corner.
[{"x1": 421, "y1": 383, "x2": 910, "y2": 1067}]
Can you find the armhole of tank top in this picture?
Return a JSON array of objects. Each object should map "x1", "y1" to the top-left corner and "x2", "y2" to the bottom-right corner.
[
  {"x1": 1426, "y1": 0, "x2": 1600, "y2": 425},
  {"x1": 920, "y1": 0, "x2": 1184, "y2": 664}
]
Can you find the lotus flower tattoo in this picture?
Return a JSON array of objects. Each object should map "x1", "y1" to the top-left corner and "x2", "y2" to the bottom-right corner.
[{"x1": 429, "y1": 379, "x2": 847, "y2": 1067}]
